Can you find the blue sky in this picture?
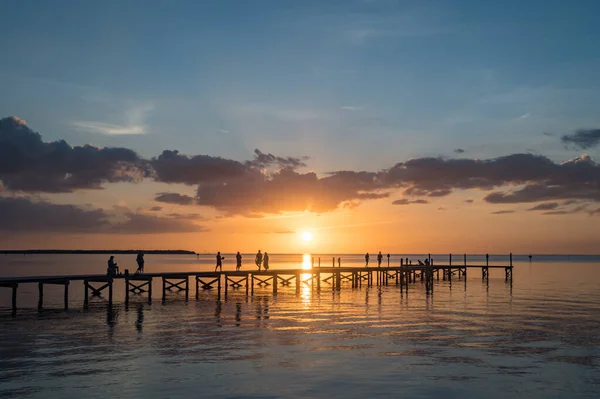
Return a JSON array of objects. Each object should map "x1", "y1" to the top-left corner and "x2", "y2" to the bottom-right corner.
[{"x1": 2, "y1": 0, "x2": 599, "y2": 171}]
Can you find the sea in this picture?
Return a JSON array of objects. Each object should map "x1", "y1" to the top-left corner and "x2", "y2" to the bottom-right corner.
[{"x1": 1, "y1": 253, "x2": 599, "y2": 398}]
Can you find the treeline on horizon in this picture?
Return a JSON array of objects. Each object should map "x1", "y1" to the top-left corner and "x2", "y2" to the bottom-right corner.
[{"x1": 0, "y1": 250, "x2": 196, "y2": 255}]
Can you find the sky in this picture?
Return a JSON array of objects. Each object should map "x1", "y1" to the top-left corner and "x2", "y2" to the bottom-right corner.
[{"x1": 1, "y1": 0, "x2": 600, "y2": 254}]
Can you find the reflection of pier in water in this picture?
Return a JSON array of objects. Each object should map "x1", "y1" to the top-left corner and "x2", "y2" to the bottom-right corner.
[{"x1": 0, "y1": 254, "x2": 514, "y2": 316}]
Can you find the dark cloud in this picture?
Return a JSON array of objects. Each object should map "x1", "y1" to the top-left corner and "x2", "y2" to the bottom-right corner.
[
  {"x1": 454, "y1": 148, "x2": 465, "y2": 154},
  {"x1": 491, "y1": 210, "x2": 515, "y2": 214},
  {"x1": 166, "y1": 213, "x2": 204, "y2": 220},
  {"x1": 247, "y1": 149, "x2": 308, "y2": 169},
  {"x1": 154, "y1": 192, "x2": 196, "y2": 205},
  {"x1": 0, "y1": 196, "x2": 204, "y2": 234},
  {"x1": 392, "y1": 199, "x2": 429, "y2": 205},
  {"x1": 0, "y1": 196, "x2": 108, "y2": 232},
  {"x1": 428, "y1": 189, "x2": 452, "y2": 197},
  {"x1": 542, "y1": 211, "x2": 570, "y2": 215},
  {"x1": 150, "y1": 150, "x2": 247, "y2": 185},
  {"x1": 561, "y1": 129, "x2": 600, "y2": 149},
  {"x1": 0, "y1": 116, "x2": 149, "y2": 192},
  {"x1": 4, "y1": 116, "x2": 600, "y2": 217},
  {"x1": 149, "y1": 206, "x2": 162, "y2": 211},
  {"x1": 528, "y1": 202, "x2": 560, "y2": 211}
]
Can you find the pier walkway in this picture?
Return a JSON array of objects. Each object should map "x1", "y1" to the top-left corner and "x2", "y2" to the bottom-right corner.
[{"x1": 1, "y1": 255, "x2": 514, "y2": 315}]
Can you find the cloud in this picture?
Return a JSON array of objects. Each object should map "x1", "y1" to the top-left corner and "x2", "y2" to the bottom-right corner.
[
  {"x1": 154, "y1": 192, "x2": 196, "y2": 205},
  {"x1": 465, "y1": 199, "x2": 474, "y2": 203},
  {"x1": 72, "y1": 103, "x2": 153, "y2": 135},
  {"x1": 149, "y1": 206, "x2": 162, "y2": 211},
  {"x1": 246, "y1": 149, "x2": 308, "y2": 170},
  {"x1": 491, "y1": 210, "x2": 514, "y2": 214},
  {"x1": 454, "y1": 148, "x2": 465, "y2": 154},
  {"x1": 528, "y1": 202, "x2": 560, "y2": 211},
  {"x1": 0, "y1": 196, "x2": 204, "y2": 234},
  {"x1": 150, "y1": 150, "x2": 247, "y2": 185},
  {"x1": 194, "y1": 168, "x2": 388, "y2": 216},
  {"x1": 4, "y1": 117, "x2": 600, "y2": 217},
  {"x1": 561, "y1": 129, "x2": 600, "y2": 149},
  {"x1": 392, "y1": 199, "x2": 428, "y2": 205},
  {"x1": 386, "y1": 153, "x2": 600, "y2": 206},
  {"x1": 542, "y1": 211, "x2": 570, "y2": 215},
  {"x1": 0, "y1": 116, "x2": 149, "y2": 192},
  {"x1": 516, "y1": 112, "x2": 530, "y2": 120}
]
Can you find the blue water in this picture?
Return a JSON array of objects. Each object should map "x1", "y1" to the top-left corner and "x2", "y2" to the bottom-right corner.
[{"x1": 1, "y1": 254, "x2": 599, "y2": 398}]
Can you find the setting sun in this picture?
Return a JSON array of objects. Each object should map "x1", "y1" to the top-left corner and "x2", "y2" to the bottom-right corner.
[{"x1": 301, "y1": 231, "x2": 313, "y2": 242}]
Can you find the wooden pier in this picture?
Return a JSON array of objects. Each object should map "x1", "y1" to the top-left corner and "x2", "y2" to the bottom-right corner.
[{"x1": 0, "y1": 254, "x2": 514, "y2": 315}]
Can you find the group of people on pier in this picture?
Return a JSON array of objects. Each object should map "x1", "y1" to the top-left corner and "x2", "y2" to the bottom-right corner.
[
  {"x1": 364, "y1": 251, "x2": 391, "y2": 267},
  {"x1": 215, "y1": 250, "x2": 270, "y2": 271},
  {"x1": 106, "y1": 252, "x2": 145, "y2": 277}
]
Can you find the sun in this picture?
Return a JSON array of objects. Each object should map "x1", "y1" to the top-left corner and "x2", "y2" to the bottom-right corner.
[{"x1": 301, "y1": 231, "x2": 313, "y2": 242}]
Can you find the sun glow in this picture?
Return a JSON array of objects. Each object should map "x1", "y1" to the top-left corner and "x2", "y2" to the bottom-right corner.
[{"x1": 301, "y1": 231, "x2": 313, "y2": 242}]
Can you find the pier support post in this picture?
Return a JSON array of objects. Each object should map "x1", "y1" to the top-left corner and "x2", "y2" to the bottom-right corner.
[
  {"x1": 84, "y1": 281, "x2": 89, "y2": 307},
  {"x1": 218, "y1": 275, "x2": 222, "y2": 299},
  {"x1": 64, "y1": 281, "x2": 69, "y2": 310},
  {"x1": 162, "y1": 278, "x2": 166, "y2": 302},
  {"x1": 108, "y1": 280, "x2": 113, "y2": 306},
  {"x1": 246, "y1": 275, "x2": 250, "y2": 296},
  {"x1": 12, "y1": 284, "x2": 17, "y2": 315},
  {"x1": 148, "y1": 278, "x2": 152, "y2": 303},
  {"x1": 185, "y1": 276, "x2": 189, "y2": 301},
  {"x1": 38, "y1": 282, "x2": 43, "y2": 310},
  {"x1": 335, "y1": 272, "x2": 341, "y2": 291},
  {"x1": 296, "y1": 272, "x2": 300, "y2": 293},
  {"x1": 273, "y1": 274, "x2": 278, "y2": 295}
]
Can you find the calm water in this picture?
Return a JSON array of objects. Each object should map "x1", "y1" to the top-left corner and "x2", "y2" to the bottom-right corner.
[{"x1": 1, "y1": 254, "x2": 600, "y2": 398}]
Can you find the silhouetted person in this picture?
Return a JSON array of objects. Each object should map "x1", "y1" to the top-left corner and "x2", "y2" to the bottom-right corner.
[
  {"x1": 215, "y1": 252, "x2": 224, "y2": 271},
  {"x1": 377, "y1": 251, "x2": 383, "y2": 267},
  {"x1": 107, "y1": 256, "x2": 119, "y2": 276},
  {"x1": 255, "y1": 250, "x2": 263, "y2": 271},
  {"x1": 263, "y1": 252, "x2": 270, "y2": 270},
  {"x1": 236, "y1": 252, "x2": 242, "y2": 271},
  {"x1": 135, "y1": 252, "x2": 145, "y2": 274},
  {"x1": 529, "y1": 255, "x2": 532, "y2": 262},
  {"x1": 424, "y1": 258, "x2": 430, "y2": 266},
  {"x1": 418, "y1": 260, "x2": 425, "y2": 266},
  {"x1": 365, "y1": 253, "x2": 370, "y2": 267},
  {"x1": 387, "y1": 253, "x2": 390, "y2": 267}
]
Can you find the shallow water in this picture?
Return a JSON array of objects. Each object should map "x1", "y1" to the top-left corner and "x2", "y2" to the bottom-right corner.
[{"x1": 1, "y1": 254, "x2": 599, "y2": 398}]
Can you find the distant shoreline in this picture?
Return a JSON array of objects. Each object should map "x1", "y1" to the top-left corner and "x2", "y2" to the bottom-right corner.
[{"x1": 0, "y1": 250, "x2": 196, "y2": 255}]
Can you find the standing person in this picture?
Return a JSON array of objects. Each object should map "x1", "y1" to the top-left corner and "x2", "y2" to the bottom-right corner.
[
  {"x1": 387, "y1": 253, "x2": 390, "y2": 267},
  {"x1": 255, "y1": 250, "x2": 263, "y2": 271},
  {"x1": 236, "y1": 252, "x2": 242, "y2": 271},
  {"x1": 365, "y1": 253, "x2": 370, "y2": 267},
  {"x1": 263, "y1": 252, "x2": 270, "y2": 271},
  {"x1": 377, "y1": 251, "x2": 383, "y2": 267},
  {"x1": 215, "y1": 252, "x2": 224, "y2": 271},
  {"x1": 135, "y1": 252, "x2": 145, "y2": 274}
]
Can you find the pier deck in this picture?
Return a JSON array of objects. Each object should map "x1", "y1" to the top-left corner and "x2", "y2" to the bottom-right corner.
[{"x1": 1, "y1": 262, "x2": 513, "y2": 315}]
